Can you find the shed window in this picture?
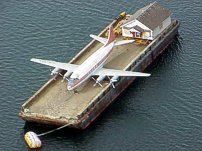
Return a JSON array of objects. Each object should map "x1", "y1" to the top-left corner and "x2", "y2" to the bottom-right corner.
[{"x1": 159, "y1": 22, "x2": 163, "y2": 29}]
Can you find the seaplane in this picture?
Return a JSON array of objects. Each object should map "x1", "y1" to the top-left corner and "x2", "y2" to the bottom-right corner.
[{"x1": 31, "y1": 24, "x2": 151, "y2": 91}]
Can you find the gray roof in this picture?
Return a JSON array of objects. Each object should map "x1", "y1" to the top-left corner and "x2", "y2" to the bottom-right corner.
[
  {"x1": 133, "y1": 25, "x2": 145, "y2": 32},
  {"x1": 123, "y1": 2, "x2": 172, "y2": 30}
]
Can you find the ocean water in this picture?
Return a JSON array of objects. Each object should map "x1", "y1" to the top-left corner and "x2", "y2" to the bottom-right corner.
[{"x1": 0, "y1": 0, "x2": 202, "y2": 150}]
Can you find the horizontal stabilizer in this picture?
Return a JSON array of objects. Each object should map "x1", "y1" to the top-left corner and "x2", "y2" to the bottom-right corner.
[
  {"x1": 90, "y1": 34, "x2": 134, "y2": 46},
  {"x1": 114, "y1": 40, "x2": 135, "y2": 46},
  {"x1": 90, "y1": 34, "x2": 107, "y2": 44}
]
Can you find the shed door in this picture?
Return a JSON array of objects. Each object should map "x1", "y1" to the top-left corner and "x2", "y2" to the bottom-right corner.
[{"x1": 133, "y1": 32, "x2": 142, "y2": 38}]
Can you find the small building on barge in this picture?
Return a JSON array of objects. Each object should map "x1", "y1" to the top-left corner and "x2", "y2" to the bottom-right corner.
[{"x1": 121, "y1": 2, "x2": 172, "y2": 40}]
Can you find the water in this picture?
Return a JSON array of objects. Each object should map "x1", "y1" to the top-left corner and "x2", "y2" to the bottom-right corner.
[{"x1": 0, "y1": 0, "x2": 202, "y2": 150}]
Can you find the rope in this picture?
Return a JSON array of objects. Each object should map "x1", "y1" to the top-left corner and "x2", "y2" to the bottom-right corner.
[{"x1": 37, "y1": 123, "x2": 72, "y2": 137}]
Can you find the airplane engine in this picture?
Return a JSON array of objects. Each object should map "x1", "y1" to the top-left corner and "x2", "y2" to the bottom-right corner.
[
  {"x1": 96, "y1": 75, "x2": 106, "y2": 83},
  {"x1": 62, "y1": 71, "x2": 72, "y2": 82},
  {"x1": 51, "y1": 67, "x2": 60, "y2": 76},
  {"x1": 111, "y1": 75, "x2": 119, "y2": 83}
]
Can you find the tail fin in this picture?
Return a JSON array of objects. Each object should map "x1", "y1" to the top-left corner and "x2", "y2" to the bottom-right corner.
[{"x1": 104, "y1": 24, "x2": 115, "y2": 46}]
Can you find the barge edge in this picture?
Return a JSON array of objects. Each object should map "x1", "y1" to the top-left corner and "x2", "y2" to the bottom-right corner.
[
  {"x1": 19, "y1": 19, "x2": 180, "y2": 129},
  {"x1": 77, "y1": 19, "x2": 180, "y2": 129}
]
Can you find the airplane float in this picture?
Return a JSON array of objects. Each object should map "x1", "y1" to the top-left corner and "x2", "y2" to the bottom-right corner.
[{"x1": 31, "y1": 24, "x2": 151, "y2": 91}]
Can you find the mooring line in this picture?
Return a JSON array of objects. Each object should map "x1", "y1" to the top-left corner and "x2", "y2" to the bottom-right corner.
[{"x1": 37, "y1": 123, "x2": 72, "y2": 137}]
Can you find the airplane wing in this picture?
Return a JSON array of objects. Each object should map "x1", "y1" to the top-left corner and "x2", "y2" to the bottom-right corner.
[
  {"x1": 90, "y1": 34, "x2": 107, "y2": 44},
  {"x1": 93, "y1": 68, "x2": 151, "y2": 77},
  {"x1": 30, "y1": 58, "x2": 79, "y2": 71}
]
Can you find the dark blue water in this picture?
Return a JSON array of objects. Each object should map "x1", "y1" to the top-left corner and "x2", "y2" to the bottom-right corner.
[{"x1": 1, "y1": 0, "x2": 202, "y2": 150}]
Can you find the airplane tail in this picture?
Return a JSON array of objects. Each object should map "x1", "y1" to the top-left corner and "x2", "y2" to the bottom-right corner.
[
  {"x1": 104, "y1": 24, "x2": 115, "y2": 46},
  {"x1": 90, "y1": 24, "x2": 135, "y2": 46}
]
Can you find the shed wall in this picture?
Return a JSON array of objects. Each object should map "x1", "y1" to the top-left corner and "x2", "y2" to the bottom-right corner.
[{"x1": 152, "y1": 16, "x2": 172, "y2": 39}]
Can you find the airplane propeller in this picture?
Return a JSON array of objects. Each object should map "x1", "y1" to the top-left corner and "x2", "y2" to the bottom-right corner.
[
  {"x1": 92, "y1": 77, "x2": 103, "y2": 87},
  {"x1": 108, "y1": 75, "x2": 119, "y2": 89},
  {"x1": 49, "y1": 68, "x2": 61, "y2": 80},
  {"x1": 49, "y1": 68, "x2": 70, "y2": 82},
  {"x1": 92, "y1": 75, "x2": 107, "y2": 87}
]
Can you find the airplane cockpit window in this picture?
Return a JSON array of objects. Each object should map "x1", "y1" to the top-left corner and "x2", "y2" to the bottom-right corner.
[{"x1": 69, "y1": 77, "x2": 79, "y2": 86}]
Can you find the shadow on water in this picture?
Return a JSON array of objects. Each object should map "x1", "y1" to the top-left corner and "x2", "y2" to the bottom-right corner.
[{"x1": 23, "y1": 34, "x2": 183, "y2": 148}]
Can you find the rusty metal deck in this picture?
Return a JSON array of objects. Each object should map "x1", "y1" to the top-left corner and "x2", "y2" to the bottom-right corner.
[{"x1": 24, "y1": 41, "x2": 147, "y2": 120}]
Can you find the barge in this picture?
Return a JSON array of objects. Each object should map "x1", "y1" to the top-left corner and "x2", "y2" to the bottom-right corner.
[{"x1": 19, "y1": 3, "x2": 180, "y2": 129}]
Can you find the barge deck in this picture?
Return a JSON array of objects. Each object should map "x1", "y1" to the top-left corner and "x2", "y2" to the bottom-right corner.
[{"x1": 19, "y1": 14, "x2": 180, "y2": 129}]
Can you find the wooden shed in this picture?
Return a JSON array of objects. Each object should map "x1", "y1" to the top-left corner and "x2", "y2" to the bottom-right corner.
[{"x1": 121, "y1": 1, "x2": 172, "y2": 40}]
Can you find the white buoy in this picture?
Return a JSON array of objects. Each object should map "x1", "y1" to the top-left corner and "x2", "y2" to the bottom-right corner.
[
  {"x1": 24, "y1": 131, "x2": 42, "y2": 149},
  {"x1": 24, "y1": 123, "x2": 73, "y2": 148}
]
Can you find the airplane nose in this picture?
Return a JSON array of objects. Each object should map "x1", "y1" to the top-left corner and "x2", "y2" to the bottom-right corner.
[{"x1": 67, "y1": 85, "x2": 72, "y2": 91}]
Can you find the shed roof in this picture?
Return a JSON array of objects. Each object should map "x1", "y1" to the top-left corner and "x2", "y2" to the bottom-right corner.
[
  {"x1": 123, "y1": 2, "x2": 172, "y2": 30},
  {"x1": 132, "y1": 25, "x2": 145, "y2": 32}
]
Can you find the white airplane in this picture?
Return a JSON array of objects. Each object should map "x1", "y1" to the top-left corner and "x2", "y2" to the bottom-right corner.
[{"x1": 31, "y1": 24, "x2": 151, "y2": 91}]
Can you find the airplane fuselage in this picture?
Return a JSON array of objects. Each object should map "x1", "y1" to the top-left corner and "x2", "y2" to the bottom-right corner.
[
  {"x1": 30, "y1": 25, "x2": 149, "y2": 91},
  {"x1": 67, "y1": 42, "x2": 114, "y2": 90}
]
